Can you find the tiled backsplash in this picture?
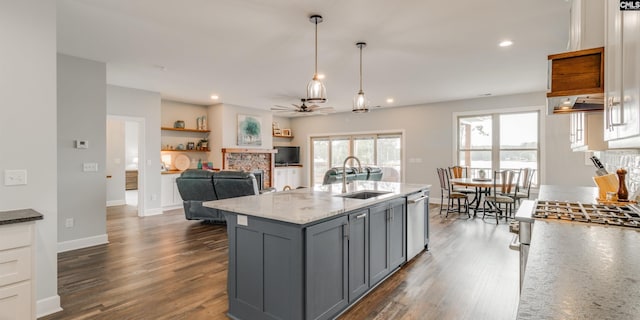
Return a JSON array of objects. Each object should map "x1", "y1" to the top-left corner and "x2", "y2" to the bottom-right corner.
[{"x1": 597, "y1": 150, "x2": 640, "y2": 195}]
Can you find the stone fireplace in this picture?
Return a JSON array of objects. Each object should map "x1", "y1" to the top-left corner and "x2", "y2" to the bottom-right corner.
[{"x1": 221, "y1": 148, "x2": 276, "y2": 188}]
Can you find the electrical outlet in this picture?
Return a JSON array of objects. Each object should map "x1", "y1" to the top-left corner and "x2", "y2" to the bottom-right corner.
[{"x1": 65, "y1": 218, "x2": 74, "y2": 228}]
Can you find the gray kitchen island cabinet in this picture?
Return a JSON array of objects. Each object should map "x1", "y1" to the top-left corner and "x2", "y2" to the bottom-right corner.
[
  {"x1": 369, "y1": 198, "x2": 406, "y2": 286},
  {"x1": 222, "y1": 198, "x2": 407, "y2": 320},
  {"x1": 204, "y1": 181, "x2": 430, "y2": 320}
]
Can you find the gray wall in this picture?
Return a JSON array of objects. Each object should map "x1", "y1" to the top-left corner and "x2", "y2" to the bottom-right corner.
[
  {"x1": 289, "y1": 92, "x2": 595, "y2": 200},
  {"x1": 107, "y1": 85, "x2": 162, "y2": 215},
  {"x1": 0, "y1": 1, "x2": 59, "y2": 315},
  {"x1": 57, "y1": 54, "x2": 107, "y2": 245}
]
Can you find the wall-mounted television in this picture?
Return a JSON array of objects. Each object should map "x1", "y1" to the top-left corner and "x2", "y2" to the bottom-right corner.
[{"x1": 274, "y1": 146, "x2": 300, "y2": 166}]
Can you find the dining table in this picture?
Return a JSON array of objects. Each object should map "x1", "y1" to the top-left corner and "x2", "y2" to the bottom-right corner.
[{"x1": 449, "y1": 177, "x2": 496, "y2": 216}]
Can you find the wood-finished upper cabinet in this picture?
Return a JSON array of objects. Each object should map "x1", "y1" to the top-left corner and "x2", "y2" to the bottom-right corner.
[{"x1": 605, "y1": 0, "x2": 640, "y2": 146}]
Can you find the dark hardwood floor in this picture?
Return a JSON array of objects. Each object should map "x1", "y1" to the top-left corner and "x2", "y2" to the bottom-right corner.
[{"x1": 41, "y1": 204, "x2": 519, "y2": 320}]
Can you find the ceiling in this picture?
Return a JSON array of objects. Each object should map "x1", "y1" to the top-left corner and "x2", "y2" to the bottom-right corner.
[{"x1": 57, "y1": 0, "x2": 572, "y2": 113}]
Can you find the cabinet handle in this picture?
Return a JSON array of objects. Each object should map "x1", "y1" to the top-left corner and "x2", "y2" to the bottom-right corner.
[
  {"x1": 356, "y1": 213, "x2": 367, "y2": 219},
  {"x1": 343, "y1": 224, "x2": 349, "y2": 240}
]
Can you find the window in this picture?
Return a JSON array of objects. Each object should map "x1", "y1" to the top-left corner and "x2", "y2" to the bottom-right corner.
[
  {"x1": 311, "y1": 133, "x2": 402, "y2": 185},
  {"x1": 457, "y1": 111, "x2": 539, "y2": 185}
]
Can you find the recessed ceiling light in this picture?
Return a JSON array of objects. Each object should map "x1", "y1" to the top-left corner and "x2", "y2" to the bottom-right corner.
[
  {"x1": 386, "y1": 98, "x2": 394, "y2": 103},
  {"x1": 479, "y1": 93, "x2": 492, "y2": 97},
  {"x1": 499, "y1": 40, "x2": 513, "y2": 47},
  {"x1": 210, "y1": 95, "x2": 219, "y2": 100}
]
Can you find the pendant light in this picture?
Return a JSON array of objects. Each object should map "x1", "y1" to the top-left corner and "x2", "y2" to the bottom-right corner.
[
  {"x1": 352, "y1": 42, "x2": 369, "y2": 113},
  {"x1": 306, "y1": 14, "x2": 327, "y2": 103}
]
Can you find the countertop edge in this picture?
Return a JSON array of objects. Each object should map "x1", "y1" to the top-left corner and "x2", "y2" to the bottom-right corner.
[
  {"x1": 205, "y1": 182, "x2": 430, "y2": 225},
  {"x1": 0, "y1": 209, "x2": 44, "y2": 225}
]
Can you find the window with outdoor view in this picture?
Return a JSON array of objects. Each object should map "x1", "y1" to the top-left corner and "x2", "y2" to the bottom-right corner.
[
  {"x1": 311, "y1": 133, "x2": 402, "y2": 185},
  {"x1": 457, "y1": 111, "x2": 539, "y2": 186}
]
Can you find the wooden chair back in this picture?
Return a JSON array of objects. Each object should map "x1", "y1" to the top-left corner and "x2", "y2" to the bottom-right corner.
[
  {"x1": 449, "y1": 166, "x2": 468, "y2": 179},
  {"x1": 437, "y1": 168, "x2": 450, "y2": 192},
  {"x1": 492, "y1": 169, "x2": 518, "y2": 196}
]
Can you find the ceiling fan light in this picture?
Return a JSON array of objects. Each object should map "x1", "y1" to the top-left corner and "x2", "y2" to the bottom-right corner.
[{"x1": 307, "y1": 75, "x2": 327, "y2": 103}]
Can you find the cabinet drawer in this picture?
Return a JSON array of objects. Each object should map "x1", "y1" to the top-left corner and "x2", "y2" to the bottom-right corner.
[
  {"x1": 0, "y1": 280, "x2": 32, "y2": 320},
  {"x1": 0, "y1": 223, "x2": 33, "y2": 251},
  {"x1": 0, "y1": 247, "x2": 31, "y2": 287}
]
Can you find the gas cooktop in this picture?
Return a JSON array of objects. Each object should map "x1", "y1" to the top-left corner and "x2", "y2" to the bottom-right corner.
[{"x1": 534, "y1": 200, "x2": 640, "y2": 228}]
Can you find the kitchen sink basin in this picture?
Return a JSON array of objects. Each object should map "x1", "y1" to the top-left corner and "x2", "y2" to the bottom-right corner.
[{"x1": 336, "y1": 190, "x2": 392, "y2": 199}]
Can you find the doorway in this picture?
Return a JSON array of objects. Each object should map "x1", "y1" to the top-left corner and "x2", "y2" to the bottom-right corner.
[{"x1": 106, "y1": 115, "x2": 145, "y2": 217}]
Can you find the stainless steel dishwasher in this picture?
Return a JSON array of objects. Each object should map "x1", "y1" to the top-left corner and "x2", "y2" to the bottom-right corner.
[{"x1": 407, "y1": 190, "x2": 429, "y2": 261}]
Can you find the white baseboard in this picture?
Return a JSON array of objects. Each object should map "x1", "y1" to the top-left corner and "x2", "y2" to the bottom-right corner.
[
  {"x1": 106, "y1": 199, "x2": 126, "y2": 207},
  {"x1": 162, "y1": 204, "x2": 183, "y2": 211},
  {"x1": 58, "y1": 234, "x2": 109, "y2": 253},
  {"x1": 37, "y1": 295, "x2": 62, "y2": 318},
  {"x1": 143, "y1": 208, "x2": 163, "y2": 216}
]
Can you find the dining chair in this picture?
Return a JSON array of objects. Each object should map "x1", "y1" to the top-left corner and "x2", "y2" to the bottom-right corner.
[
  {"x1": 437, "y1": 168, "x2": 470, "y2": 218},
  {"x1": 448, "y1": 165, "x2": 475, "y2": 195},
  {"x1": 514, "y1": 168, "x2": 535, "y2": 205},
  {"x1": 483, "y1": 169, "x2": 518, "y2": 224}
]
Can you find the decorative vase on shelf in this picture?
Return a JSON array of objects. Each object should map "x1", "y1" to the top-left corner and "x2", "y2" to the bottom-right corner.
[{"x1": 479, "y1": 170, "x2": 486, "y2": 179}]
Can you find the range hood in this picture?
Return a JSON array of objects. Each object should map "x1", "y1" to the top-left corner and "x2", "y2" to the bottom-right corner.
[{"x1": 547, "y1": 46, "x2": 605, "y2": 114}]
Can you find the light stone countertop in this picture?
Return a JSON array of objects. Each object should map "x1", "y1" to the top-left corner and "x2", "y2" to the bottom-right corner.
[
  {"x1": 516, "y1": 185, "x2": 640, "y2": 319},
  {"x1": 517, "y1": 221, "x2": 640, "y2": 319},
  {"x1": 203, "y1": 181, "x2": 430, "y2": 225}
]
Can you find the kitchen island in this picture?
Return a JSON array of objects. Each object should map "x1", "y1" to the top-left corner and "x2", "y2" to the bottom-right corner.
[
  {"x1": 516, "y1": 185, "x2": 640, "y2": 319},
  {"x1": 204, "y1": 181, "x2": 429, "y2": 320}
]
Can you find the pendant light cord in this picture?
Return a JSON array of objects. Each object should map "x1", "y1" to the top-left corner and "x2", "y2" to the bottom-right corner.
[
  {"x1": 314, "y1": 19, "x2": 318, "y2": 76},
  {"x1": 359, "y1": 45, "x2": 363, "y2": 91}
]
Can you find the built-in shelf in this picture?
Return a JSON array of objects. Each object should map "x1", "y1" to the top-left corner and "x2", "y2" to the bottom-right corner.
[
  {"x1": 161, "y1": 149, "x2": 210, "y2": 152},
  {"x1": 273, "y1": 135, "x2": 294, "y2": 139},
  {"x1": 161, "y1": 127, "x2": 210, "y2": 133}
]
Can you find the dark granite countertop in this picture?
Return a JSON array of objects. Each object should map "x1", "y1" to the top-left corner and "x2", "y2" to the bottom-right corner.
[{"x1": 0, "y1": 209, "x2": 43, "y2": 225}]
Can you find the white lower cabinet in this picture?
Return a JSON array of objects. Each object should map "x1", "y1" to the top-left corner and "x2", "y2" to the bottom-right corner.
[
  {"x1": 0, "y1": 222, "x2": 35, "y2": 320},
  {"x1": 161, "y1": 173, "x2": 183, "y2": 209},
  {"x1": 274, "y1": 167, "x2": 302, "y2": 191}
]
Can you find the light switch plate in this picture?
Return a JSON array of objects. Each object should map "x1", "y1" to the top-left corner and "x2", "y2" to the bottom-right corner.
[
  {"x1": 4, "y1": 169, "x2": 27, "y2": 186},
  {"x1": 83, "y1": 163, "x2": 99, "y2": 172}
]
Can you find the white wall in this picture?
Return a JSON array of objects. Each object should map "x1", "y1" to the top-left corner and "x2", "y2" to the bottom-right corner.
[
  {"x1": 107, "y1": 85, "x2": 162, "y2": 215},
  {"x1": 207, "y1": 103, "x2": 274, "y2": 167},
  {"x1": 0, "y1": 1, "x2": 60, "y2": 316},
  {"x1": 125, "y1": 121, "x2": 139, "y2": 170},
  {"x1": 57, "y1": 54, "x2": 107, "y2": 248},
  {"x1": 106, "y1": 118, "x2": 126, "y2": 205},
  {"x1": 290, "y1": 92, "x2": 595, "y2": 198}
]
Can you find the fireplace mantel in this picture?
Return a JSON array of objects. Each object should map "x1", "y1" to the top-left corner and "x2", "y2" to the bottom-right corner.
[{"x1": 221, "y1": 148, "x2": 277, "y2": 154}]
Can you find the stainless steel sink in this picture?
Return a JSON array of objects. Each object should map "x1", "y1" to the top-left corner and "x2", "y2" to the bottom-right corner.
[{"x1": 336, "y1": 190, "x2": 391, "y2": 199}]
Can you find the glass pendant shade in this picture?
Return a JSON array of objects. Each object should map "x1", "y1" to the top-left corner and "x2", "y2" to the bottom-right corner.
[
  {"x1": 307, "y1": 74, "x2": 327, "y2": 103},
  {"x1": 353, "y1": 90, "x2": 369, "y2": 113}
]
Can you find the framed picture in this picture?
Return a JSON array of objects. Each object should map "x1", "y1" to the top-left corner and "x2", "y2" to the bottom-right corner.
[
  {"x1": 282, "y1": 129, "x2": 291, "y2": 137},
  {"x1": 187, "y1": 142, "x2": 195, "y2": 150},
  {"x1": 273, "y1": 128, "x2": 282, "y2": 136},
  {"x1": 237, "y1": 114, "x2": 262, "y2": 146}
]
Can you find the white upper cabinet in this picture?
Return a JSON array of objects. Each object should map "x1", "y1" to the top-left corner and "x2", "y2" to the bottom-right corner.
[
  {"x1": 569, "y1": 0, "x2": 605, "y2": 51},
  {"x1": 605, "y1": 0, "x2": 640, "y2": 147}
]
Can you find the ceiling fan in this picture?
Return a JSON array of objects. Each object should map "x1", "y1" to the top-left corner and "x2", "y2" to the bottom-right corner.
[{"x1": 271, "y1": 99, "x2": 335, "y2": 116}]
